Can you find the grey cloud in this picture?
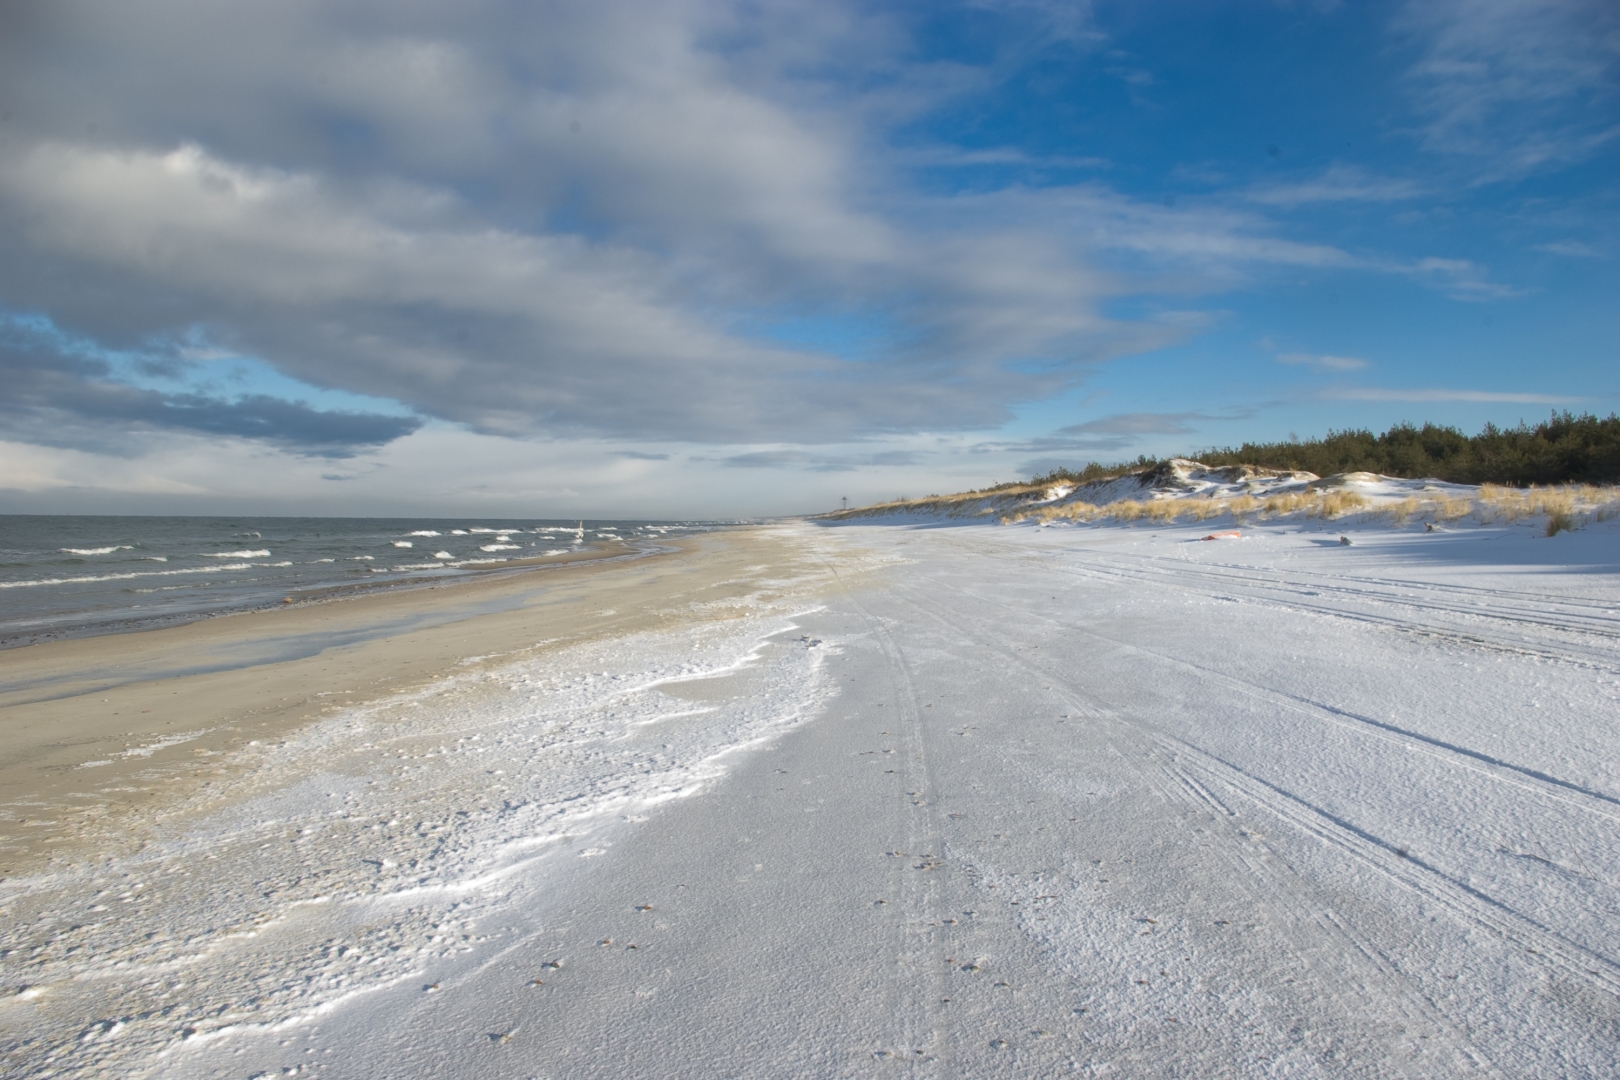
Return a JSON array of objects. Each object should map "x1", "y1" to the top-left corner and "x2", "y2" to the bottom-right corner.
[
  {"x1": 718, "y1": 448, "x2": 918, "y2": 471},
  {"x1": 977, "y1": 409, "x2": 1252, "y2": 464},
  {"x1": 0, "y1": 337, "x2": 421, "y2": 456},
  {"x1": 615, "y1": 450, "x2": 670, "y2": 460},
  {"x1": 1056, "y1": 412, "x2": 1206, "y2": 436},
  {"x1": 0, "y1": 2, "x2": 1183, "y2": 450},
  {"x1": 719, "y1": 450, "x2": 816, "y2": 469}
]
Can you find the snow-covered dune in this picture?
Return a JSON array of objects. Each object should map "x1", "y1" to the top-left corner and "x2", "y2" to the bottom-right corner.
[{"x1": 821, "y1": 457, "x2": 1618, "y2": 533}]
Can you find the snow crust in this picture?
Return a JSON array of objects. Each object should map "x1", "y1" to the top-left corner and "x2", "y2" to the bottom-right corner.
[{"x1": 4, "y1": 517, "x2": 1618, "y2": 1077}]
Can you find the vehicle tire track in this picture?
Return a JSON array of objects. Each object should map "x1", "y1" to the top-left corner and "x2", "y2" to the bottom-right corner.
[
  {"x1": 819, "y1": 565, "x2": 957, "y2": 1076},
  {"x1": 882, "y1": 578, "x2": 1504, "y2": 1075},
  {"x1": 889, "y1": 576, "x2": 1620, "y2": 1004},
  {"x1": 910, "y1": 571, "x2": 1620, "y2": 823},
  {"x1": 1037, "y1": 552, "x2": 1620, "y2": 671}
]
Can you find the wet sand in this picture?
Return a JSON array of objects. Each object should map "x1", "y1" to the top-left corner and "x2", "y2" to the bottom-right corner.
[{"x1": 0, "y1": 528, "x2": 810, "y2": 875}]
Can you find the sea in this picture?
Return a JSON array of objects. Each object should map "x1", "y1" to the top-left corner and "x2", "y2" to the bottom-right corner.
[{"x1": 0, "y1": 515, "x2": 735, "y2": 646}]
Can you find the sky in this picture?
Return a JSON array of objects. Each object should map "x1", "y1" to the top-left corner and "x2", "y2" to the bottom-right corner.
[{"x1": 0, "y1": 0, "x2": 1615, "y2": 519}]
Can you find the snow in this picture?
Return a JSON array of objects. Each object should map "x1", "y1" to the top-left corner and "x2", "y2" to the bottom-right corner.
[
  {"x1": 823, "y1": 460, "x2": 1615, "y2": 531},
  {"x1": 4, "y1": 516, "x2": 1619, "y2": 1077}
]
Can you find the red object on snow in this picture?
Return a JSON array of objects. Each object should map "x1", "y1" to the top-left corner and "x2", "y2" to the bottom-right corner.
[{"x1": 1199, "y1": 531, "x2": 1242, "y2": 541}]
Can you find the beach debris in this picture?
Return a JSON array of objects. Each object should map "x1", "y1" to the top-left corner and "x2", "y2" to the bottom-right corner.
[
  {"x1": 1339, "y1": 535, "x2": 1353, "y2": 545},
  {"x1": 281, "y1": 597, "x2": 293, "y2": 604},
  {"x1": 1199, "y1": 531, "x2": 1241, "y2": 541}
]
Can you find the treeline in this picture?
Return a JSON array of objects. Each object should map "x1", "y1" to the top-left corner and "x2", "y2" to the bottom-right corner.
[{"x1": 1034, "y1": 412, "x2": 1620, "y2": 488}]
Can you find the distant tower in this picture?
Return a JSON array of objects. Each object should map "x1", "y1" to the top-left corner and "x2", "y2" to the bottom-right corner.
[{"x1": 841, "y1": 496, "x2": 848, "y2": 510}]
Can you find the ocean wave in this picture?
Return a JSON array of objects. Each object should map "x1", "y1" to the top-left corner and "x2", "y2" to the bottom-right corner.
[
  {"x1": 479, "y1": 543, "x2": 521, "y2": 552},
  {"x1": 0, "y1": 563, "x2": 254, "y2": 589},
  {"x1": 60, "y1": 545, "x2": 134, "y2": 555},
  {"x1": 204, "y1": 549, "x2": 271, "y2": 558},
  {"x1": 392, "y1": 541, "x2": 413, "y2": 548},
  {"x1": 407, "y1": 530, "x2": 441, "y2": 537}
]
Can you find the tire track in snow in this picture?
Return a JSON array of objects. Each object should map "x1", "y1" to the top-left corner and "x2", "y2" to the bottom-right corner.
[
  {"x1": 883, "y1": 580, "x2": 1502, "y2": 1074},
  {"x1": 1037, "y1": 551, "x2": 1620, "y2": 673},
  {"x1": 892, "y1": 572, "x2": 1620, "y2": 1008},
  {"x1": 909, "y1": 569, "x2": 1620, "y2": 826},
  {"x1": 1057, "y1": 544, "x2": 1620, "y2": 629},
  {"x1": 821, "y1": 563, "x2": 957, "y2": 1075},
  {"x1": 1145, "y1": 758, "x2": 1503, "y2": 1079}
]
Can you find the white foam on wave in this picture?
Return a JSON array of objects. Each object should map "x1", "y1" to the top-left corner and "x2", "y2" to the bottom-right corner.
[
  {"x1": 0, "y1": 563, "x2": 255, "y2": 589},
  {"x1": 450, "y1": 529, "x2": 468, "y2": 535},
  {"x1": 392, "y1": 541, "x2": 413, "y2": 548},
  {"x1": 204, "y1": 549, "x2": 271, "y2": 559},
  {"x1": 407, "y1": 531, "x2": 441, "y2": 537},
  {"x1": 350, "y1": 555, "x2": 374, "y2": 561},
  {"x1": 479, "y1": 543, "x2": 520, "y2": 552},
  {"x1": 432, "y1": 551, "x2": 452, "y2": 560},
  {"x1": 60, "y1": 545, "x2": 134, "y2": 555}
]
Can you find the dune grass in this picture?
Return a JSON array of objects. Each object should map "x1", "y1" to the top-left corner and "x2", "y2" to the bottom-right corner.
[{"x1": 994, "y1": 484, "x2": 1620, "y2": 532}]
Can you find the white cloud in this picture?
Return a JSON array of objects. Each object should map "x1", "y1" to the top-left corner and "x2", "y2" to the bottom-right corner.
[
  {"x1": 1278, "y1": 352, "x2": 1369, "y2": 371},
  {"x1": 1248, "y1": 166, "x2": 1424, "y2": 207},
  {"x1": 1323, "y1": 387, "x2": 1578, "y2": 403},
  {"x1": 1394, "y1": 0, "x2": 1620, "y2": 177},
  {"x1": 1535, "y1": 240, "x2": 1606, "y2": 257}
]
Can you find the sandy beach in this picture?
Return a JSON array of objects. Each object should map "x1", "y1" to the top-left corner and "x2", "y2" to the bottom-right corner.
[
  {"x1": 3, "y1": 517, "x2": 1618, "y2": 1078},
  {"x1": 0, "y1": 531, "x2": 824, "y2": 873}
]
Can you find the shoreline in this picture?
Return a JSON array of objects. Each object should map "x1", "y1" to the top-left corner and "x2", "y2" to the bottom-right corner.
[
  {"x1": 0, "y1": 526, "x2": 815, "y2": 877},
  {"x1": 0, "y1": 537, "x2": 661, "y2": 652}
]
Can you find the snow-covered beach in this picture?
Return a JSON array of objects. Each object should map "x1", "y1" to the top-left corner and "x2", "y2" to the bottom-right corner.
[{"x1": 3, "y1": 511, "x2": 1618, "y2": 1077}]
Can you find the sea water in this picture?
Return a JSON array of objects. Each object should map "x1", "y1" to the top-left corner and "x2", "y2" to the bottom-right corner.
[{"x1": 0, "y1": 515, "x2": 734, "y2": 644}]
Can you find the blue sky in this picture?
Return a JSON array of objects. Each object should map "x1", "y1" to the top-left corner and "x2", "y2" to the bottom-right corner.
[{"x1": 0, "y1": 0, "x2": 1614, "y2": 516}]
